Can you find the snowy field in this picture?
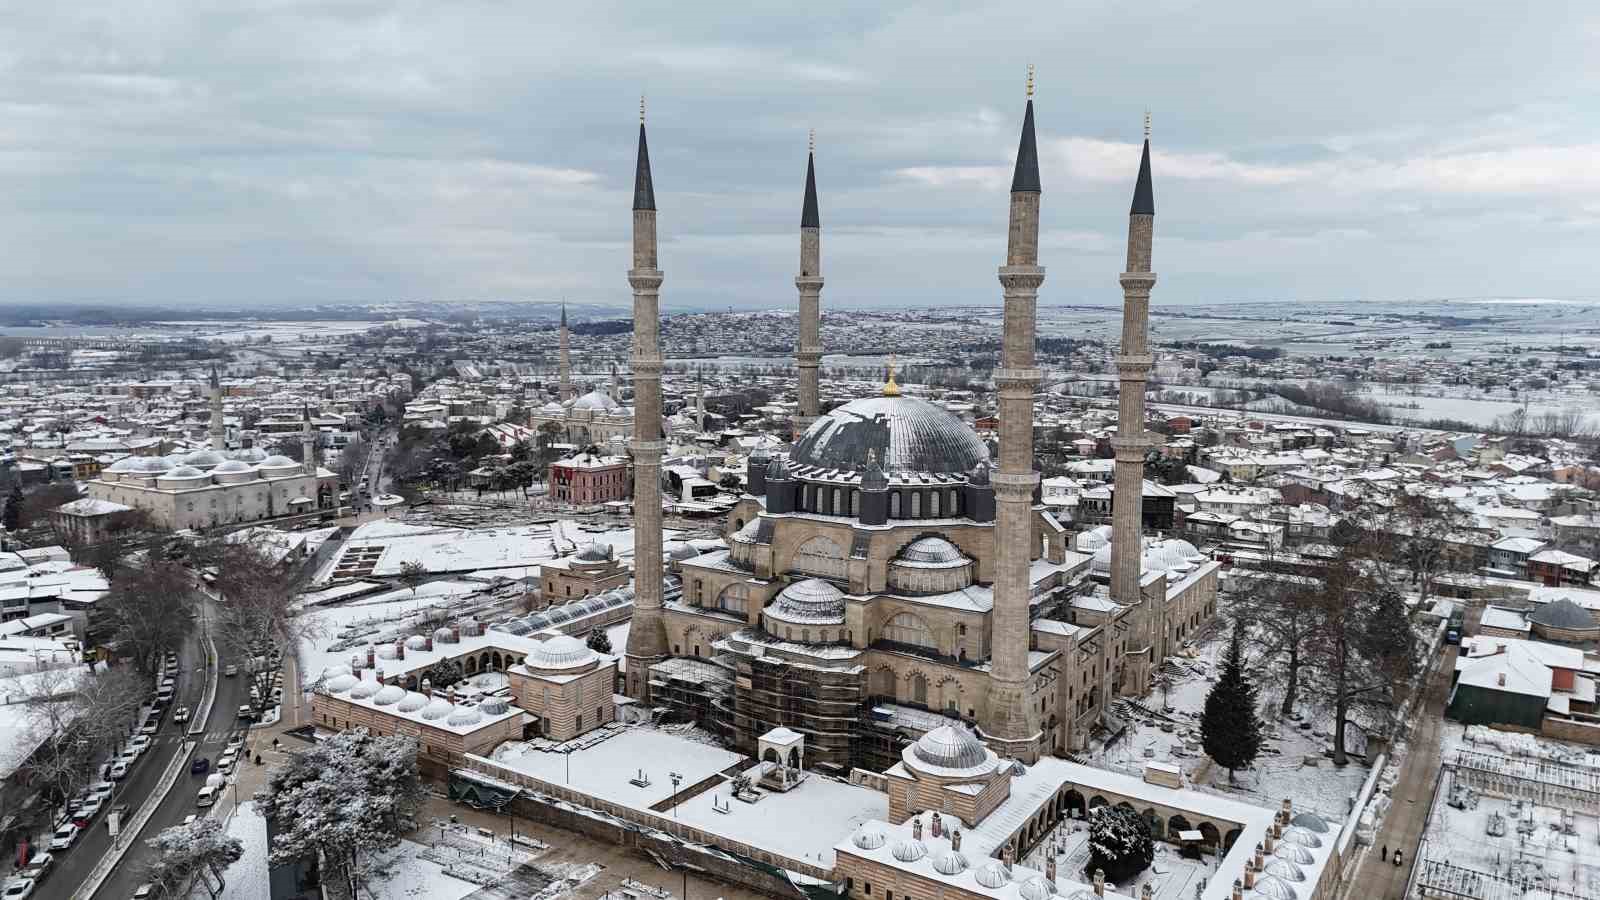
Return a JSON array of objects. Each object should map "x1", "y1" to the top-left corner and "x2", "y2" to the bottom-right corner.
[
  {"x1": 493, "y1": 727, "x2": 744, "y2": 808},
  {"x1": 315, "y1": 519, "x2": 660, "y2": 585},
  {"x1": 673, "y1": 767, "x2": 889, "y2": 867}
]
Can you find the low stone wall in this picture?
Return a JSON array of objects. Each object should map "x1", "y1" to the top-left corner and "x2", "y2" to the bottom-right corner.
[{"x1": 1543, "y1": 715, "x2": 1600, "y2": 745}]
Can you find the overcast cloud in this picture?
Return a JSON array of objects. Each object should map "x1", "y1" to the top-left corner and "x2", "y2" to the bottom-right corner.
[{"x1": 1, "y1": 1, "x2": 1596, "y2": 310}]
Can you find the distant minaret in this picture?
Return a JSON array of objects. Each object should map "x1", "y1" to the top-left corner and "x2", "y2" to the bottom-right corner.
[
  {"x1": 300, "y1": 404, "x2": 316, "y2": 475},
  {"x1": 794, "y1": 129, "x2": 824, "y2": 437},
  {"x1": 610, "y1": 361, "x2": 620, "y2": 403},
  {"x1": 623, "y1": 97, "x2": 669, "y2": 699},
  {"x1": 208, "y1": 365, "x2": 225, "y2": 451},
  {"x1": 985, "y1": 68, "x2": 1046, "y2": 762},
  {"x1": 558, "y1": 302, "x2": 574, "y2": 402},
  {"x1": 695, "y1": 367, "x2": 706, "y2": 433},
  {"x1": 1110, "y1": 114, "x2": 1158, "y2": 615}
]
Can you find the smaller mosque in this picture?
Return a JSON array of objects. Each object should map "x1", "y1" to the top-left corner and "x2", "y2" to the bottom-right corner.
[{"x1": 82, "y1": 445, "x2": 339, "y2": 531}]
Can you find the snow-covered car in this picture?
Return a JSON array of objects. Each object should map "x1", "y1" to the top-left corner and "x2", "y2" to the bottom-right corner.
[
  {"x1": 223, "y1": 665, "x2": 238, "y2": 677},
  {"x1": 182, "y1": 814, "x2": 197, "y2": 827},
  {"x1": 173, "y1": 706, "x2": 191, "y2": 724},
  {"x1": 129, "y1": 736, "x2": 151, "y2": 755},
  {"x1": 217, "y1": 752, "x2": 236, "y2": 773},
  {"x1": 109, "y1": 760, "x2": 128, "y2": 781},
  {"x1": 237, "y1": 705, "x2": 254, "y2": 721},
  {"x1": 2, "y1": 878, "x2": 34, "y2": 900},
  {"x1": 139, "y1": 720, "x2": 159, "y2": 736},
  {"x1": 20, "y1": 853, "x2": 53, "y2": 881},
  {"x1": 225, "y1": 738, "x2": 244, "y2": 754},
  {"x1": 47, "y1": 824, "x2": 78, "y2": 851}
]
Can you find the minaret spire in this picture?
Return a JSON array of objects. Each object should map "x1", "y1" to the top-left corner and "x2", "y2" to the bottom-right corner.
[
  {"x1": 984, "y1": 68, "x2": 1046, "y2": 762},
  {"x1": 208, "y1": 365, "x2": 225, "y2": 451},
  {"x1": 1109, "y1": 114, "x2": 1160, "y2": 696},
  {"x1": 794, "y1": 130, "x2": 824, "y2": 437},
  {"x1": 623, "y1": 102, "x2": 669, "y2": 699}
]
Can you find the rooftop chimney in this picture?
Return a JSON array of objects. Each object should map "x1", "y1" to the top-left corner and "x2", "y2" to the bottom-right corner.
[
  {"x1": 1046, "y1": 855, "x2": 1056, "y2": 883},
  {"x1": 1093, "y1": 869, "x2": 1105, "y2": 897},
  {"x1": 1232, "y1": 879, "x2": 1243, "y2": 900},
  {"x1": 951, "y1": 829, "x2": 962, "y2": 851},
  {"x1": 1497, "y1": 672, "x2": 1506, "y2": 686}
]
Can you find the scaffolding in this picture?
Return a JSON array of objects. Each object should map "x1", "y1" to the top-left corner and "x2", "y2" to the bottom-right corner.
[
  {"x1": 1415, "y1": 856, "x2": 1590, "y2": 900},
  {"x1": 1452, "y1": 750, "x2": 1600, "y2": 814}
]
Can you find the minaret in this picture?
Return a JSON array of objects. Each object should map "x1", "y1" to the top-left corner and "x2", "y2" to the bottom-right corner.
[
  {"x1": 623, "y1": 97, "x2": 670, "y2": 699},
  {"x1": 984, "y1": 68, "x2": 1046, "y2": 762},
  {"x1": 558, "y1": 302, "x2": 574, "y2": 402},
  {"x1": 300, "y1": 404, "x2": 316, "y2": 475},
  {"x1": 1110, "y1": 115, "x2": 1157, "y2": 620},
  {"x1": 794, "y1": 129, "x2": 824, "y2": 438},
  {"x1": 695, "y1": 367, "x2": 706, "y2": 433},
  {"x1": 208, "y1": 366, "x2": 225, "y2": 451},
  {"x1": 610, "y1": 361, "x2": 620, "y2": 402}
]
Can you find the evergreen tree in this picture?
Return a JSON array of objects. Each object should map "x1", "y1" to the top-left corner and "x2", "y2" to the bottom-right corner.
[
  {"x1": 1201, "y1": 621, "x2": 1263, "y2": 784},
  {"x1": 1, "y1": 483, "x2": 21, "y2": 531},
  {"x1": 1085, "y1": 805, "x2": 1154, "y2": 884},
  {"x1": 586, "y1": 627, "x2": 612, "y2": 654}
]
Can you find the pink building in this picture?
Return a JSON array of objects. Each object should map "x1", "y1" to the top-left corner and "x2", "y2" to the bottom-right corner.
[{"x1": 549, "y1": 448, "x2": 629, "y2": 505}]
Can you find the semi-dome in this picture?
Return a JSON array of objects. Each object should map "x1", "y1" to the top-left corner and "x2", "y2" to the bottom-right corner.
[
  {"x1": 890, "y1": 839, "x2": 927, "y2": 863},
  {"x1": 421, "y1": 698, "x2": 455, "y2": 720},
  {"x1": 575, "y1": 541, "x2": 613, "y2": 563},
  {"x1": 973, "y1": 861, "x2": 1011, "y2": 889},
  {"x1": 911, "y1": 725, "x2": 989, "y2": 771},
  {"x1": 1273, "y1": 844, "x2": 1316, "y2": 864},
  {"x1": 529, "y1": 635, "x2": 597, "y2": 669},
  {"x1": 396, "y1": 692, "x2": 429, "y2": 713},
  {"x1": 1289, "y1": 811, "x2": 1330, "y2": 834},
  {"x1": 895, "y1": 537, "x2": 969, "y2": 567},
  {"x1": 791, "y1": 396, "x2": 990, "y2": 476},
  {"x1": 931, "y1": 850, "x2": 969, "y2": 875},
  {"x1": 1019, "y1": 875, "x2": 1055, "y2": 900},
  {"x1": 373, "y1": 685, "x2": 406, "y2": 706},
  {"x1": 851, "y1": 828, "x2": 887, "y2": 851},
  {"x1": 767, "y1": 579, "x2": 846, "y2": 625},
  {"x1": 571, "y1": 390, "x2": 620, "y2": 412}
]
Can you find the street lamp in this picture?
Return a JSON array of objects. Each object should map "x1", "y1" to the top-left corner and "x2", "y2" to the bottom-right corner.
[{"x1": 668, "y1": 771, "x2": 683, "y2": 818}]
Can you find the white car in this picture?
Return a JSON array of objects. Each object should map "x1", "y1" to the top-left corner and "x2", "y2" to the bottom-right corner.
[
  {"x1": 47, "y1": 824, "x2": 78, "y2": 851},
  {"x1": 3, "y1": 878, "x2": 34, "y2": 900},
  {"x1": 237, "y1": 705, "x2": 254, "y2": 721},
  {"x1": 173, "y1": 706, "x2": 190, "y2": 724},
  {"x1": 89, "y1": 781, "x2": 115, "y2": 801},
  {"x1": 182, "y1": 814, "x2": 198, "y2": 827},
  {"x1": 109, "y1": 760, "x2": 129, "y2": 780},
  {"x1": 73, "y1": 797, "x2": 102, "y2": 822},
  {"x1": 224, "y1": 665, "x2": 238, "y2": 677},
  {"x1": 21, "y1": 852, "x2": 54, "y2": 881},
  {"x1": 129, "y1": 736, "x2": 151, "y2": 755},
  {"x1": 139, "y1": 721, "x2": 159, "y2": 736},
  {"x1": 217, "y1": 753, "x2": 236, "y2": 774}
]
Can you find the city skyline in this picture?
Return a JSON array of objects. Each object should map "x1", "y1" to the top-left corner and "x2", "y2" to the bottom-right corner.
[{"x1": 2, "y1": 2, "x2": 1597, "y2": 310}]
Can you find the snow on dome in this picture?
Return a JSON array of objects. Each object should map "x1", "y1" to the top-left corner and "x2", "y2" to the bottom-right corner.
[
  {"x1": 396, "y1": 692, "x2": 429, "y2": 713},
  {"x1": 571, "y1": 390, "x2": 620, "y2": 412},
  {"x1": 931, "y1": 850, "x2": 969, "y2": 876},
  {"x1": 373, "y1": 685, "x2": 406, "y2": 706},
  {"x1": 404, "y1": 635, "x2": 428, "y2": 650},
  {"x1": 348, "y1": 679, "x2": 381, "y2": 699},
  {"x1": 421, "y1": 698, "x2": 454, "y2": 720},
  {"x1": 480, "y1": 697, "x2": 509, "y2": 715},
  {"x1": 181, "y1": 449, "x2": 226, "y2": 468},
  {"x1": 433, "y1": 627, "x2": 456, "y2": 644},
  {"x1": 230, "y1": 447, "x2": 269, "y2": 463},
  {"x1": 1247, "y1": 873, "x2": 1299, "y2": 900},
  {"x1": 376, "y1": 645, "x2": 397, "y2": 660},
  {"x1": 321, "y1": 664, "x2": 352, "y2": 678},
  {"x1": 851, "y1": 828, "x2": 886, "y2": 851},
  {"x1": 1261, "y1": 859, "x2": 1306, "y2": 882},
  {"x1": 1019, "y1": 875, "x2": 1055, "y2": 900},
  {"x1": 890, "y1": 838, "x2": 927, "y2": 863},
  {"x1": 131, "y1": 457, "x2": 173, "y2": 474},
  {"x1": 791, "y1": 396, "x2": 990, "y2": 476},
  {"x1": 973, "y1": 861, "x2": 1011, "y2": 889},
  {"x1": 768, "y1": 578, "x2": 846, "y2": 625},
  {"x1": 895, "y1": 536, "x2": 968, "y2": 567},
  {"x1": 446, "y1": 706, "x2": 483, "y2": 727},
  {"x1": 912, "y1": 724, "x2": 989, "y2": 771},
  {"x1": 105, "y1": 457, "x2": 139, "y2": 472},
  {"x1": 324, "y1": 674, "x2": 359, "y2": 693},
  {"x1": 259, "y1": 455, "x2": 299, "y2": 468},
  {"x1": 1273, "y1": 844, "x2": 1316, "y2": 865},
  {"x1": 213, "y1": 459, "x2": 254, "y2": 474},
  {"x1": 1529, "y1": 597, "x2": 1596, "y2": 630},
  {"x1": 1065, "y1": 892, "x2": 1098, "y2": 900},
  {"x1": 1278, "y1": 827, "x2": 1322, "y2": 848},
  {"x1": 1074, "y1": 525, "x2": 1113, "y2": 553},
  {"x1": 575, "y1": 541, "x2": 613, "y2": 562},
  {"x1": 529, "y1": 635, "x2": 597, "y2": 669},
  {"x1": 1289, "y1": 811, "x2": 1330, "y2": 834}
]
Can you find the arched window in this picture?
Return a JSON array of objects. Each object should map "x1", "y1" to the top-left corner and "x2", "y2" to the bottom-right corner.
[
  {"x1": 833, "y1": 488, "x2": 843, "y2": 516},
  {"x1": 911, "y1": 492, "x2": 921, "y2": 517},
  {"x1": 803, "y1": 484, "x2": 814, "y2": 510},
  {"x1": 851, "y1": 491, "x2": 860, "y2": 516},
  {"x1": 911, "y1": 673, "x2": 928, "y2": 704},
  {"x1": 930, "y1": 491, "x2": 940, "y2": 517},
  {"x1": 890, "y1": 492, "x2": 900, "y2": 518},
  {"x1": 793, "y1": 536, "x2": 847, "y2": 580},
  {"x1": 883, "y1": 612, "x2": 937, "y2": 651}
]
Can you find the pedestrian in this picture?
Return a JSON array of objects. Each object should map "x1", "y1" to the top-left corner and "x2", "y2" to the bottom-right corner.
[{"x1": 1381, "y1": 844, "x2": 1387, "y2": 862}]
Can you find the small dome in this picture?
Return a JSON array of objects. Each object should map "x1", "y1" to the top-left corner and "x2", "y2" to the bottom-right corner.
[
  {"x1": 404, "y1": 635, "x2": 429, "y2": 650},
  {"x1": 912, "y1": 725, "x2": 989, "y2": 771},
  {"x1": 768, "y1": 578, "x2": 846, "y2": 625},
  {"x1": 324, "y1": 674, "x2": 359, "y2": 693},
  {"x1": 967, "y1": 461, "x2": 990, "y2": 486},
  {"x1": 529, "y1": 635, "x2": 598, "y2": 669},
  {"x1": 105, "y1": 457, "x2": 139, "y2": 473},
  {"x1": 1019, "y1": 876, "x2": 1055, "y2": 900},
  {"x1": 930, "y1": 850, "x2": 968, "y2": 876},
  {"x1": 1261, "y1": 859, "x2": 1306, "y2": 882},
  {"x1": 973, "y1": 861, "x2": 1011, "y2": 889},
  {"x1": 213, "y1": 459, "x2": 254, "y2": 474},
  {"x1": 895, "y1": 536, "x2": 968, "y2": 567},
  {"x1": 321, "y1": 664, "x2": 351, "y2": 678},
  {"x1": 851, "y1": 829, "x2": 887, "y2": 851},
  {"x1": 1289, "y1": 812, "x2": 1330, "y2": 834},
  {"x1": 396, "y1": 692, "x2": 429, "y2": 713},
  {"x1": 181, "y1": 450, "x2": 226, "y2": 468},
  {"x1": 1074, "y1": 525, "x2": 1113, "y2": 554},
  {"x1": 575, "y1": 541, "x2": 613, "y2": 563},
  {"x1": 376, "y1": 645, "x2": 397, "y2": 660},
  {"x1": 446, "y1": 706, "x2": 483, "y2": 727},
  {"x1": 1273, "y1": 844, "x2": 1316, "y2": 865},
  {"x1": 1248, "y1": 874, "x2": 1299, "y2": 900},
  {"x1": 480, "y1": 697, "x2": 510, "y2": 715},
  {"x1": 1066, "y1": 892, "x2": 1099, "y2": 900},
  {"x1": 373, "y1": 685, "x2": 406, "y2": 706},
  {"x1": 1278, "y1": 827, "x2": 1322, "y2": 848},
  {"x1": 890, "y1": 839, "x2": 927, "y2": 863},
  {"x1": 230, "y1": 447, "x2": 269, "y2": 463},
  {"x1": 259, "y1": 455, "x2": 299, "y2": 468},
  {"x1": 766, "y1": 455, "x2": 789, "y2": 481},
  {"x1": 348, "y1": 679, "x2": 381, "y2": 700},
  {"x1": 421, "y1": 698, "x2": 454, "y2": 720},
  {"x1": 131, "y1": 457, "x2": 173, "y2": 474},
  {"x1": 433, "y1": 627, "x2": 456, "y2": 644},
  {"x1": 1529, "y1": 598, "x2": 1597, "y2": 630}
]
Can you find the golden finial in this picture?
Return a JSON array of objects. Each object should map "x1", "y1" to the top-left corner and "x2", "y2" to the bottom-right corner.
[
  {"x1": 1144, "y1": 109, "x2": 1151, "y2": 139},
  {"x1": 1026, "y1": 65, "x2": 1035, "y2": 100},
  {"x1": 883, "y1": 355, "x2": 902, "y2": 397},
  {"x1": 809, "y1": 128, "x2": 815, "y2": 154},
  {"x1": 640, "y1": 94, "x2": 646, "y2": 124}
]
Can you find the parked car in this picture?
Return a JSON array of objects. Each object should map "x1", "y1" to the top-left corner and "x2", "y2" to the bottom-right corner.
[
  {"x1": 237, "y1": 705, "x2": 254, "y2": 721},
  {"x1": 72, "y1": 798, "x2": 102, "y2": 825},
  {"x1": 89, "y1": 781, "x2": 115, "y2": 802},
  {"x1": 190, "y1": 757, "x2": 210, "y2": 775},
  {"x1": 223, "y1": 665, "x2": 238, "y2": 677},
  {"x1": 182, "y1": 814, "x2": 198, "y2": 827},
  {"x1": 139, "y1": 720, "x2": 158, "y2": 736},
  {"x1": 109, "y1": 760, "x2": 128, "y2": 780},
  {"x1": 21, "y1": 852, "x2": 54, "y2": 881},
  {"x1": 2, "y1": 878, "x2": 34, "y2": 900},
  {"x1": 129, "y1": 736, "x2": 151, "y2": 755},
  {"x1": 47, "y1": 824, "x2": 79, "y2": 851},
  {"x1": 217, "y1": 753, "x2": 236, "y2": 774}
]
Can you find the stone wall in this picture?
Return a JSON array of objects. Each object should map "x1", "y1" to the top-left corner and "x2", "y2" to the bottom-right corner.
[{"x1": 1542, "y1": 715, "x2": 1600, "y2": 745}]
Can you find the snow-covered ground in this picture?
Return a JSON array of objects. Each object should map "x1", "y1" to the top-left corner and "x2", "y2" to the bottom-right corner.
[
  {"x1": 493, "y1": 727, "x2": 744, "y2": 809},
  {"x1": 366, "y1": 839, "x2": 483, "y2": 900},
  {"x1": 214, "y1": 802, "x2": 269, "y2": 900},
  {"x1": 294, "y1": 580, "x2": 494, "y2": 687}
]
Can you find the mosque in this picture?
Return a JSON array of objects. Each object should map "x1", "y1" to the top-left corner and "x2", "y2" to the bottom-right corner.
[
  {"x1": 525, "y1": 306, "x2": 635, "y2": 447},
  {"x1": 625, "y1": 84, "x2": 1222, "y2": 770}
]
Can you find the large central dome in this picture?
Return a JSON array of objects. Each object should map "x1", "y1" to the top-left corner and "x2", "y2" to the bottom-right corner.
[{"x1": 791, "y1": 397, "x2": 989, "y2": 475}]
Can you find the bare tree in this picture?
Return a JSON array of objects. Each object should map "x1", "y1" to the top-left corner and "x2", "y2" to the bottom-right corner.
[
  {"x1": 102, "y1": 560, "x2": 199, "y2": 675},
  {"x1": 1230, "y1": 571, "x2": 1320, "y2": 717},
  {"x1": 1385, "y1": 492, "x2": 1474, "y2": 611},
  {"x1": 397, "y1": 559, "x2": 428, "y2": 597},
  {"x1": 17, "y1": 666, "x2": 145, "y2": 823},
  {"x1": 207, "y1": 537, "x2": 304, "y2": 707}
]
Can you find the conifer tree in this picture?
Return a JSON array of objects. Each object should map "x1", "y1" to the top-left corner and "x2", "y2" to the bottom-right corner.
[{"x1": 1202, "y1": 620, "x2": 1263, "y2": 784}]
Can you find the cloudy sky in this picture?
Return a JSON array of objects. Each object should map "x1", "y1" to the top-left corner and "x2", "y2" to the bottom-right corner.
[{"x1": 2, "y1": 1, "x2": 1597, "y2": 311}]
